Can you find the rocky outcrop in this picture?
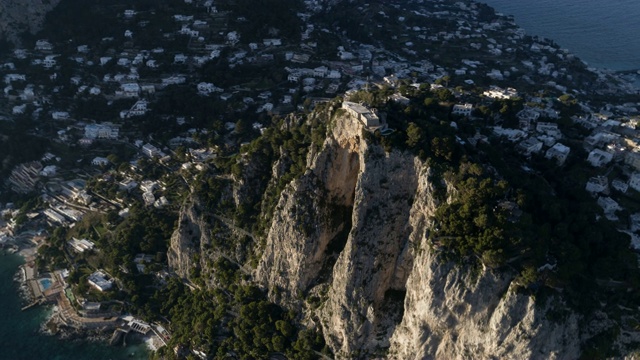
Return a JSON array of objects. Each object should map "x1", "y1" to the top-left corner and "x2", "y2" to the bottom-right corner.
[
  {"x1": 0, "y1": 0, "x2": 60, "y2": 44},
  {"x1": 255, "y1": 109, "x2": 361, "y2": 304},
  {"x1": 167, "y1": 199, "x2": 211, "y2": 279},
  {"x1": 168, "y1": 104, "x2": 598, "y2": 358},
  {"x1": 254, "y1": 106, "x2": 585, "y2": 358},
  {"x1": 388, "y1": 249, "x2": 581, "y2": 359}
]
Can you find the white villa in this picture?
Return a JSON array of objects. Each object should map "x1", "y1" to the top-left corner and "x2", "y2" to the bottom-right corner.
[
  {"x1": 342, "y1": 101, "x2": 383, "y2": 130},
  {"x1": 545, "y1": 143, "x2": 570, "y2": 165},
  {"x1": 88, "y1": 270, "x2": 114, "y2": 292}
]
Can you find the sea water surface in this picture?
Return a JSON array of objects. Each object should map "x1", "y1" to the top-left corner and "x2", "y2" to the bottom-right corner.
[
  {"x1": 0, "y1": 254, "x2": 149, "y2": 360},
  {"x1": 480, "y1": 0, "x2": 640, "y2": 71}
]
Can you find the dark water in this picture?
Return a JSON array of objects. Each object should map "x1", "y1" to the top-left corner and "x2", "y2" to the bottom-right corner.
[
  {"x1": 480, "y1": 0, "x2": 640, "y2": 71},
  {"x1": 0, "y1": 254, "x2": 149, "y2": 360}
]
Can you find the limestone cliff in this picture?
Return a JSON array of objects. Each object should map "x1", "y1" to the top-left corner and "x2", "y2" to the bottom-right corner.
[
  {"x1": 253, "y1": 106, "x2": 586, "y2": 358},
  {"x1": 0, "y1": 0, "x2": 60, "y2": 45},
  {"x1": 169, "y1": 103, "x2": 630, "y2": 358},
  {"x1": 167, "y1": 198, "x2": 211, "y2": 279},
  {"x1": 388, "y1": 249, "x2": 581, "y2": 359}
]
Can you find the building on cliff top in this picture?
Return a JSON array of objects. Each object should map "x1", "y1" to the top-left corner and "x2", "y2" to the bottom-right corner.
[{"x1": 342, "y1": 101, "x2": 385, "y2": 131}]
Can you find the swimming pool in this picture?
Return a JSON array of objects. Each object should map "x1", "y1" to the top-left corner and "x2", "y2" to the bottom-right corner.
[{"x1": 39, "y1": 278, "x2": 52, "y2": 291}]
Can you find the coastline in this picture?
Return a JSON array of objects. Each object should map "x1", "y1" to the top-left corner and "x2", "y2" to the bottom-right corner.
[
  {"x1": 473, "y1": 0, "x2": 640, "y2": 92},
  {"x1": 4, "y1": 235, "x2": 153, "y2": 359},
  {"x1": 479, "y1": 0, "x2": 640, "y2": 72}
]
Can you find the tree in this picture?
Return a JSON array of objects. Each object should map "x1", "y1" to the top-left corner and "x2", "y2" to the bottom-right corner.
[{"x1": 406, "y1": 122, "x2": 423, "y2": 148}]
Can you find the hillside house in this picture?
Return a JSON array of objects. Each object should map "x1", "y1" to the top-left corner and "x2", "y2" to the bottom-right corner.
[
  {"x1": 85, "y1": 123, "x2": 119, "y2": 139},
  {"x1": 585, "y1": 176, "x2": 609, "y2": 195},
  {"x1": 52, "y1": 111, "x2": 70, "y2": 120},
  {"x1": 452, "y1": 103, "x2": 473, "y2": 117},
  {"x1": 587, "y1": 148, "x2": 613, "y2": 167},
  {"x1": 35, "y1": 40, "x2": 53, "y2": 51},
  {"x1": 492, "y1": 127, "x2": 525, "y2": 142},
  {"x1": 625, "y1": 152, "x2": 640, "y2": 171},
  {"x1": 142, "y1": 144, "x2": 162, "y2": 158},
  {"x1": 120, "y1": 100, "x2": 148, "y2": 119},
  {"x1": 342, "y1": 101, "x2": 383, "y2": 130},
  {"x1": 545, "y1": 143, "x2": 570, "y2": 165},
  {"x1": 597, "y1": 196, "x2": 621, "y2": 217},
  {"x1": 483, "y1": 86, "x2": 518, "y2": 99},
  {"x1": 92, "y1": 157, "x2": 110, "y2": 166},
  {"x1": 612, "y1": 179, "x2": 629, "y2": 193},
  {"x1": 516, "y1": 137, "x2": 543, "y2": 156},
  {"x1": 629, "y1": 173, "x2": 640, "y2": 193},
  {"x1": 120, "y1": 83, "x2": 140, "y2": 98},
  {"x1": 88, "y1": 271, "x2": 114, "y2": 292},
  {"x1": 197, "y1": 82, "x2": 222, "y2": 95}
]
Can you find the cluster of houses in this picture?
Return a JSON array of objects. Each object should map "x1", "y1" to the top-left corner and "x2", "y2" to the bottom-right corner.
[
  {"x1": 448, "y1": 81, "x2": 640, "y2": 231},
  {"x1": 2, "y1": 0, "x2": 640, "y2": 355},
  {"x1": 1, "y1": 0, "x2": 638, "y2": 241}
]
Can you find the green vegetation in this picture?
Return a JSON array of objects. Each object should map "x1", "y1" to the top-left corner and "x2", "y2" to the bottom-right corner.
[
  {"x1": 433, "y1": 163, "x2": 512, "y2": 268},
  {"x1": 151, "y1": 263, "x2": 328, "y2": 360}
]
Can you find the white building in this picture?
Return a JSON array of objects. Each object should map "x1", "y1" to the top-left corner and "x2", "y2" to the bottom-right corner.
[
  {"x1": 483, "y1": 86, "x2": 518, "y2": 99},
  {"x1": 85, "y1": 123, "x2": 119, "y2": 139},
  {"x1": 51, "y1": 111, "x2": 70, "y2": 120},
  {"x1": 517, "y1": 137, "x2": 543, "y2": 156},
  {"x1": 174, "y1": 54, "x2": 188, "y2": 64},
  {"x1": 35, "y1": 39, "x2": 53, "y2": 51},
  {"x1": 140, "y1": 180, "x2": 158, "y2": 193},
  {"x1": 545, "y1": 143, "x2": 570, "y2": 165},
  {"x1": 142, "y1": 144, "x2": 161, "y2": 158},
  {"x1": 161, "y1": 76, "x2": 186, "y2": 87},
  {"x1": 3, "y1": 73, "x2": 26, "y2": 84},
  {"x1": 120, "y1": 100, "x2": 148, "y2": 119},
  {"x1": 612, "y1": 179, "x2": 629, "y2": 193},
  {"x1": 585, "y1": 176, "x2": 608, "y2": 195},
  {"x1": 536, "y1": 122, "x2": 559, "y2": 134},
  {"x1": 142, "y1": 192, "x2": 155, "y2": 206},
  {"x1": 119, "y1": 178, "x2": 138, "y2": 192},
  {"x1": 262, "y1": 38, "x2": 281, "y2": 46},
  {"x1": 197, "y1": 82, "x2": 222, "y2": 95},
  {"x1": 42, "y1": 55, "x2": 57, "y2": 69},
  {"x1": 88, "y1": 271, "x2": 114, "y2": 291},
  {"x1": 92, "y1": 157, "x2": 110, "y2": 166},
  {"x1": 597, "y1": 196, "x2": 621, "y2": 215},
  {"x1": 68, "y1": 238, "x2": 95, "y2": 253},
  {"x1": 492, "y1": 127, "x2": 525, "y2": 142},
  {"x1": 342, "y1": 101, "x2": 382, "y2": 129},
  {"x1": 40, "y1": 165, "x2": 58, "y2": 177},
  {"x1": 120, "y1": 83, "x2": 140, "y2": 98},
  {"x1": 452, "y1": 103, "x2": 473, "y2": 117},
  {"x1": 629, "y1": 173, "x2": 640, "y2": 193},
  {"x1": 586, "y1": 149, "x2": 613, "y2": 167},
  {"x1": 517, "y1": 108, "x2": 540, "y2": 123}
]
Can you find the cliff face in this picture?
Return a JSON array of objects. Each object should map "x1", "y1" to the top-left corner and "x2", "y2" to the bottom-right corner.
[
  {"x1": 0, "y1": 0, "x2": 60, "y2": 45},
  {"x1": 253, "y1": 107, "x2": 583, "y2": 357},
  {"x1": 168, "y1": 106, "x2": 587, "y2": 357},
  {"x1": 389, "y1": 249, "x2": 581, "y2": 359},
  {"x1": 167, "y1": 199, "x2": 211, "y2": 279},
  {"x1": 255, "y1": 109, "x2": 362, "y2": 305}
]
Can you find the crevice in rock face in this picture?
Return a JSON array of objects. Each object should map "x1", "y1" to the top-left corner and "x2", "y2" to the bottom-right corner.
[
  {"x1": 314, "y1": 204, "x2": 353, "y2": 289},
  {"x1": 375, "y1": 288, "x2": 406, "y2": 340}
]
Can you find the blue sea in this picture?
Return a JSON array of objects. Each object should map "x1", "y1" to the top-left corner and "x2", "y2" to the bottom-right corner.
[
  {"x1": 0, "y1": 254, "x2": 149, "y2": 360},
  {"x1": 480, "y1": 0, "x2": 640, "y2": 71}
]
